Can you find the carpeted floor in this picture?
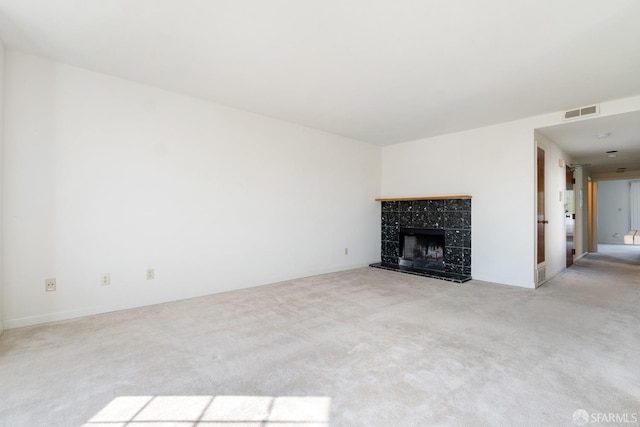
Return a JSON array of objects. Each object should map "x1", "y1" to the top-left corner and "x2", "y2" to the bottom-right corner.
[{"x1": 1, "y1": 244, "x2": 639, "y2": 426}]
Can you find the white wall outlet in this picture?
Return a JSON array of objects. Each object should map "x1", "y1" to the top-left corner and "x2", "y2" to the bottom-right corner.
[
  {"x1": 101, "y1": 273, "x2": 110, "y2": 286},
  {"x1": 344, "y1": 248, "x2": 349, "y2": 255},
  {"x1": 45, "y1": 278, "x2": 56, "y2": 292},
  {"x1": 146, "y1": 268, "x2": 155, "y2": 280}
]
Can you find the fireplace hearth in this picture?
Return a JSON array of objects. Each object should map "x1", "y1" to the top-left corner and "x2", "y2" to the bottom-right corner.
[{"x1": 370, "y1": 196, "x2": 471, "y2": 283}]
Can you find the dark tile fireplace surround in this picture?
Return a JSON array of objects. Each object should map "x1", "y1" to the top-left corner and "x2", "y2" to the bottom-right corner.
[{"x1": 370, "y1": 196, "x2": 472, "y2": 283}]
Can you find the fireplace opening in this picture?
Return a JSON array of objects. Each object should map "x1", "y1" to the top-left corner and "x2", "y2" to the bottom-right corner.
[{"x1": 399, "y1": 228, "x2": 445, "y2": 271}]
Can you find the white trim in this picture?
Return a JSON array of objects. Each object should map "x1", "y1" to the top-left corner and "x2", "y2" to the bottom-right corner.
[
  {"x1": 3, "y1": 298, "x2": 172, "y2": 330},
  {"x1": 574, "y1": 252, "x2": 587, "y2": 262},
  {"x1": 2, "y1": 263, "x2": 372, "y2": 330}
]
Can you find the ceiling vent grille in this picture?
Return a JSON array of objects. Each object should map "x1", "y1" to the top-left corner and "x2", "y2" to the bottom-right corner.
[{"x1": 563, "y1": 104, "x2": 599, "y2": 121}]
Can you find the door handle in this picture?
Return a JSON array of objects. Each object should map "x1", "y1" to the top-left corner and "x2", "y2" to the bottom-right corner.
[{"x1": 537, "y1": 220, "x2": 549, "y2": 224}]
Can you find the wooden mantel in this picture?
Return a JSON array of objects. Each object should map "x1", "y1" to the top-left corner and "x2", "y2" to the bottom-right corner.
[{"x1": 375, "y1": 195, "x2": 471, "y2": 202}]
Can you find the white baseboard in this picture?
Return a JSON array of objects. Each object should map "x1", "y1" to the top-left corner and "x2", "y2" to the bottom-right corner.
[
  {"x1": 574, "y1": 252, "x2": 587, "y2": 261},
  {"x1": 2, "y1": 297, "x2": 175, "y2": 330},
  {"x1": 2, "y1": 263, "x2": 374, "y2": 330}
]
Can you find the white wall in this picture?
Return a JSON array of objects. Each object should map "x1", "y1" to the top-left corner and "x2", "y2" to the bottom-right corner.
[
  {"x1": 0, "y1": 41, "x2": 4, "y2": 334},
  {"x1": 597, "y1": 180, "x2": 632, "y2": 244},
  {"x1": 4, "y1": 52, "x2": 640, "y2": 326},
  {"x1": 381, "y1": 96, "x2": 640, "y2": 288},
  {"x1": 382, "y1": 121, "x2": 537, "y2": 287},
  {"x1": 2, "y1": 51, "x2": 381, "y2": 328}
]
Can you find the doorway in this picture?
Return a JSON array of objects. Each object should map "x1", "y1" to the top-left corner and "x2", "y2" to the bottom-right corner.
[
  {"x1": 535, "y1": 109, "x2": 640, "y2": 279},
  {"x1": 565, "y1": 166, "x2": 575, "y2": 267}
]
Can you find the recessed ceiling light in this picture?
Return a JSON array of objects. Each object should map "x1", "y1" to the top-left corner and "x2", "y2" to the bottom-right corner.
[
  {"x1": 597, "y1": 132, "x2": 612, "y2": 139},
  {"x1": 608, "y1": 154, "x2": 617, "y2": 158}
]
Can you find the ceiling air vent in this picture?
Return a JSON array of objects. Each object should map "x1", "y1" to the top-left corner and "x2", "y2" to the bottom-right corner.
[{"x1": 563, "y1": 104, "x2": 600, "y2": 121}]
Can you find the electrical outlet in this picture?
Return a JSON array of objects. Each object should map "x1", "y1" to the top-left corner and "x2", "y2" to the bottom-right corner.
[
  {"x1": 146, "y1": 268, "x2": 155, "y2": 280},
  {"x1": 101, "y1": 273, "x2": 110, "y2": 286},
  {"x1": 45, "y1": 278, "x2": 56, "y2": 292}
]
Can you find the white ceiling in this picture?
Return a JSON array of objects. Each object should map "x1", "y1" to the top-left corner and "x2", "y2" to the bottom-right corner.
[
  {"x1": 537, "y1": 110, "x2": 640, "y2": 174},
  {"x1": 0, "y1": 0, "x2": 639, "y2": 147}
]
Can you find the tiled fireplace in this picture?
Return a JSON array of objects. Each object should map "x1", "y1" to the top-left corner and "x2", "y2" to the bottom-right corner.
[{"x1": 370, "y1": 196, "x2": 472, "y2": 283}]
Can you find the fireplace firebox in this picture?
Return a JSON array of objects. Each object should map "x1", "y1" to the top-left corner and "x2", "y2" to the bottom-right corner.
[{"x1": 399, "y1": 228, "x2": 445, "y2": 271}]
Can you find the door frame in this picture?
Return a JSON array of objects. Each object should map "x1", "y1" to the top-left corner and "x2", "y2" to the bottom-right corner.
[
  {"x1": 586, "y1": 171, "x2": 640, "y2": 252},
  {"x1": 565, "y1": 165, "x2": 575, "y2": 267},
  {"x1": 535, "y1": 142, "x2": 547, "y2": 287},
  {"x1": 587, "y1": 179, "x2": 598, "y2": 252}
]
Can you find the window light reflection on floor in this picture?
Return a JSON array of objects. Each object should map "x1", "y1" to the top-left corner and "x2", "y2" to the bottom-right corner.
[{"x1": 83, "y1": 395, "x2": 331, "y2": 426}]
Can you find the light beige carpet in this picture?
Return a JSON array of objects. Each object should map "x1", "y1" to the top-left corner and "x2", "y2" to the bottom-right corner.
[{"x1": 1, "y1": 244, "x2": 639, "y2": 426}]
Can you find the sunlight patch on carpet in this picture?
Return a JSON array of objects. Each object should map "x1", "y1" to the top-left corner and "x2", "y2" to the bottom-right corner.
[{"x1": 84, "y1": 394, "x2": 331, "y2": 426}]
